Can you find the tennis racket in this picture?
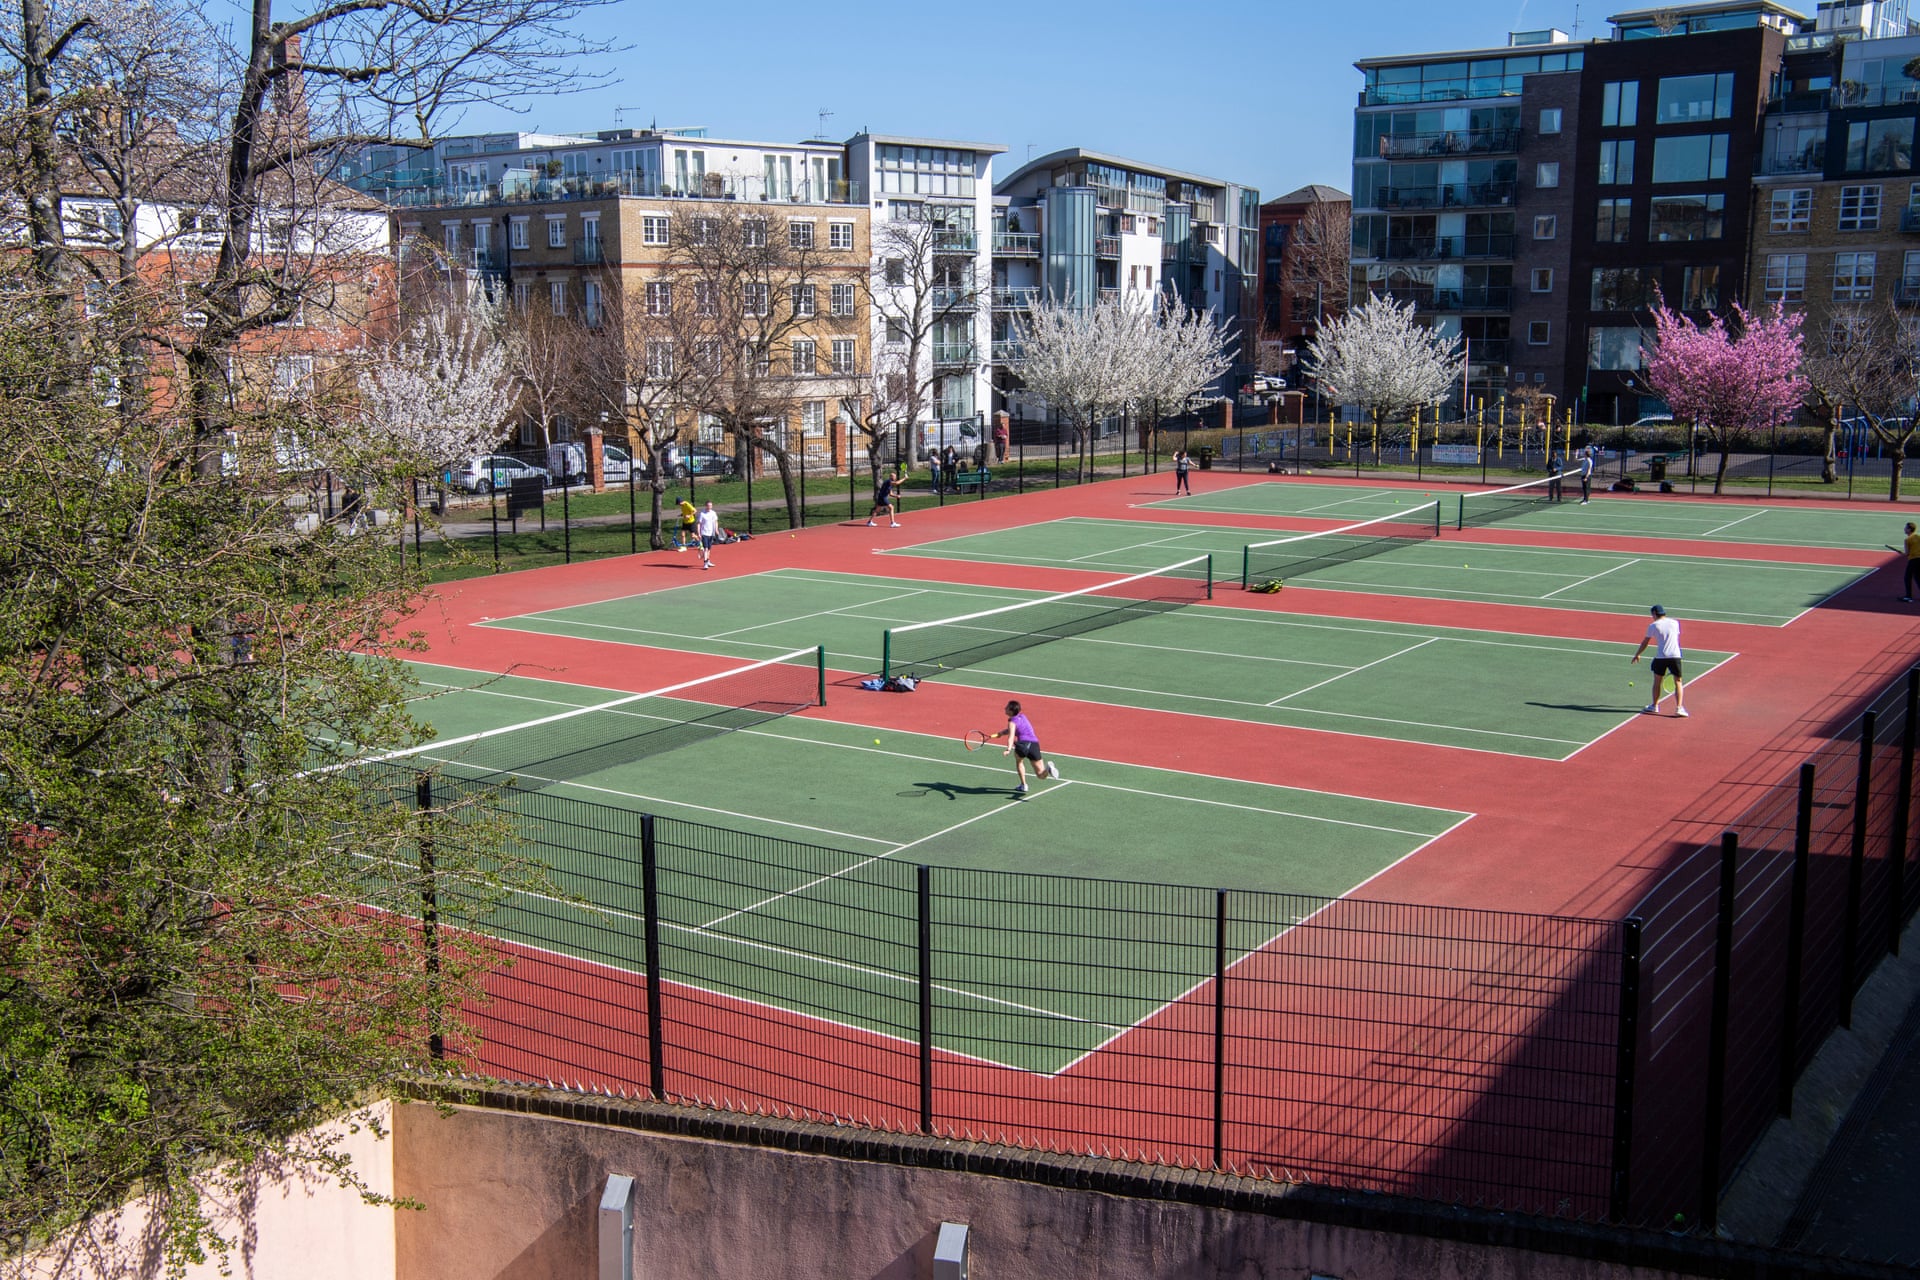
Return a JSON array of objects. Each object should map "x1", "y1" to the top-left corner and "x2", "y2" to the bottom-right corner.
[
  {"x1": 963, "y1": 729, "x2": 992, "y2": 752},
  {"x1": 1887, "y1": 544, "x2": 1903, "y2": 553}
]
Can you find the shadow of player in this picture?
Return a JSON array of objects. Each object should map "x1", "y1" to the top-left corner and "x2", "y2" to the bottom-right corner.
[
  {"x1": 909, "y1": 780, "x2": 1020, "y2": 801},
  {"x1": 1525, "y1": 701, "x2": 1638, "y2": 715}
]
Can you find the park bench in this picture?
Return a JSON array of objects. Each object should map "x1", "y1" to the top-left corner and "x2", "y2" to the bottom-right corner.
[{"x1": 952, "y1": 468, "x2": 991, "y2": 491}]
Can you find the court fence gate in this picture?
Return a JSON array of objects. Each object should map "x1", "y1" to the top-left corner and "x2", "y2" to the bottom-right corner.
[{"x1": 384, "y1": 663, "x2": 1920, "y2": 1233}]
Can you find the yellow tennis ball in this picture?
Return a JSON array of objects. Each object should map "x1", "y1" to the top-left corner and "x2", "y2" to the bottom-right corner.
[
  {"x1": 1628, "y1": 682, "x2": 1635, "y2": 687},
  {"x1": 873, "y1": 738, "x2": 881, "y2": 745}
]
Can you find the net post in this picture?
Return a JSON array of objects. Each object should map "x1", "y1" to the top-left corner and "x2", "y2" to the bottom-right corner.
[
  {"x1": 881, "y1": 630, "x2": 893, "y2": 681},
  {"x1": 1240, "y1": 544, "x2": 1251, "y2": 591},
  {"x1": 1456, "y1": 495, "x2": 1465, "y2": 532},
  {"x1": 1432, "y1": 499, "x2": 1441, "y2": 537},
  {"x1": 1204, "y1": 554, "x2": 1213, "y2": 600},
  {"x1": 641, "y1": 813, "x2": 667, "y2": 1103},
  {"x1": 816, "y1": 645, "x2": 827, "y2": 707}
]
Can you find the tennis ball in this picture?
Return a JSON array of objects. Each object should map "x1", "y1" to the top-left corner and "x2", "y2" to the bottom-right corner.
[
  {"x1": 1629, "y1": 682, "x2": 1635, "y2": 687},
  {"x1": 873, "y1": 738, "x2": 882, "y2": 745}
]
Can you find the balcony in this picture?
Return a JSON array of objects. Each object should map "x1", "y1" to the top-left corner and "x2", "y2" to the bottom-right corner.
[
  {"x1": 1896, "y1": 280, "x2": 1920, "y2": 305},
  {"x1": 993, "y1": 232, "x2": 1040, "y2": 256},
  {"x1": 1094, "y1": 236, "x2": 1121, "y2": 258},
  {"x1": 1099, "y1": 287, "x2": 1119, "y2": 305},
  {"x1": 1375, "y1": 128, "x2": 1521, "y2": 159},
  {"x1": 934, "y1": 229, "x2": 977, "y2": 253},
  {"x1": 1902, "y1": 208, "x2": 1920, "y2": 233},
  {"x1": 931, "y1": 342, "x2": 976, "y2": 366},
  {"x1": 992, "y1": 286, "x2": 1040, "y2": 310},
  {"x1": 1762, "y1": 145, "x2": 1826, "y2": 176},
  {"x1": 572, "y1": 238, "x2": 604, "y2": 265},
  {"x1": 467, "y1": 247, "x2": 504, "y2": 273},
  {"x1": 992, "y1": 339, "x2": 1025, "y2": 363},
  {"x1": 930, "y1": 287, "x2": 976, "y2": 309},
  {"x1": 1376, "y1": 181, "x2": 1516, "y2": 210},
  {"x1": 1766, "y1": 89, "x2": 1832, "y2": 112},
  {"x1": 1379, "y1": 234, "x2": 1517, "y2": 261},
  {"x1": 383, "y1": 170, "x2": 865, "y2": 211},
  {"x1": 1381, "y1": 284, "x2": 1512, "y2": 311},
  {"x1": 1464, "y1": 338, "x2": 1511, "y2": 363}
]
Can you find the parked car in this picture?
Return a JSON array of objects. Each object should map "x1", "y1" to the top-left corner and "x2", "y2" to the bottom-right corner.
[
  {"x1": 545, "y1": 441, "x2": 587, "y2": 486},
  {"x1": 602, "y1": 443, "x2": 634, "y2": 484},
  {"x1": 450, "y1": 455, "x2": 551, "y2": 494},
  {"x1": 652, "y1": 444, "x2": 737, "y2": 479}
]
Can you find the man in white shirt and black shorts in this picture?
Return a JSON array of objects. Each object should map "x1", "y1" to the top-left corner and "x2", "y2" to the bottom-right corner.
[{"x1": 1630, "y1": 603, "x2": 1688, "y2": 717}]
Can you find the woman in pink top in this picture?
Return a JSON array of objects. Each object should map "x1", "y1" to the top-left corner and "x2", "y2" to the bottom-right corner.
[{"x1": 988, "y1": 699, "x2": 1062, "y2": 794}]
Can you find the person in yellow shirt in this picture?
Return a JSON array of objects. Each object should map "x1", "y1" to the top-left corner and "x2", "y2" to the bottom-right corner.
[
  {"x1": 1901, "y1": 522, "x2": 1920, "y2": 603},
  {"x1": 676, "y1": 497, "x2": 698, "y2": 552}
]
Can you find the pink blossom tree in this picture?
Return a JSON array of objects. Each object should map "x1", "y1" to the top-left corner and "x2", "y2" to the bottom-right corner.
[{"x1": 1640, "y1": 302, "x2": 1807, "y2": 496}]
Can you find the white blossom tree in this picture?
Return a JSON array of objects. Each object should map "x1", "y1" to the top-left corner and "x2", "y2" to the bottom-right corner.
[
  {"x1": 1129, "y1": 299, "x2": 1235, "y2": 448},
  {"x1": 1307, "y1": 293, "x2": 1463, "y2": 426},
  {"x1": 1011, "y1": 294, "x2": 1155, "y2": 481}
]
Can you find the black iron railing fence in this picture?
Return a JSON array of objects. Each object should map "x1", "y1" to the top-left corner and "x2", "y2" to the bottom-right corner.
[{"x1": 374, "y1": 665, "x2": 1920, "y2": 1229}]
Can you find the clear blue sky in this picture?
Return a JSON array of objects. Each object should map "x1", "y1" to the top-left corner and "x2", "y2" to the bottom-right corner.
[{"x1": 444, "y1": 0, "x2": 1591, "y2": 202}]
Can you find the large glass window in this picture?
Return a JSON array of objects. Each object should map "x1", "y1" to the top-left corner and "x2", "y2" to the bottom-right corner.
[
  {"x1": 1587, "y1": 327, "x2": 1643, "y2": 370},
  {"x1": 1769, "y1": 188, "x2": 1812, "y2": 232},
  {"x1": 1846, "y1": 118, "x2": 1915, "y2": 173},
  {"x1": 1602, "y1": 81, "x2": 1638, "y2": 127},
  {"x1": 1598, "y1": 140, "x2": 1635, "y2": 185},
  {"x1": 1648, "y1": 193, "x2": 1725, "y2": 242},
  {"x1": 1655, "y1": 73, "x2": 1735, "y2": 124},
  {"x1": 1596, "y1": 198, "x2": 1632, "y2": 242},
  {"x1": 1651, "y1": 134, "x2": 1729, "y2": 182},
  {"x1": 1840, "y1": 185, "x2": 1883, "y2": 230},
  {"x1": 1682, "y1": 265, "x2": 1720, "y2": 310},
  {"x1": 1591, "y1": 267, "x2": 1655, "y2": 311},
  {"x1": 1763, "y1": 253, "x2": 1807, "y2": 301},
  {"x1": 1833, "y1": 251, "x2": 1877, "y2": 301}
]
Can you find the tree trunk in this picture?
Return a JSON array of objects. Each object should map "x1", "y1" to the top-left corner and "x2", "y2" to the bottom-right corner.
[
  {"x1": 769, "y1": 440, "x2": 801, "y2": 527},
  {"x1": 648, "y1": 475, "x2": 669, "y2": 549},
  {"x1": 1714, "y1": 445, "x2": 1730, "y2": 497},
  {"x1": 1822, "y1": 423, "x2": 1838, "y2": 484},
  {"x1": 1890, "y1": 437, "x2": 1907, "y2": 501}
]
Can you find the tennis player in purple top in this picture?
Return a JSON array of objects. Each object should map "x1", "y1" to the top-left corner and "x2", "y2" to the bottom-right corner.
[{"x1": 988, "y1": 699, "x2": 1062, "y2": 794}]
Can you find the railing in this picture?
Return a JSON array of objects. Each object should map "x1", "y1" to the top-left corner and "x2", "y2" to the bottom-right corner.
[
  {"x1": 1762, "y1": 147, "x2": 1826, "y2": 176},
  {"x1": 1382, "y1": 284, "x2": 1512, "y2": 311},
  {"x1": 1362, "y1": 81, "x2": 1526, "y2": 106},
  {"x1": 992, "y1": 287, "x2": 1040, "y2": 310},
  {"x1": 929, "y1": 287, "x2": 976, "y2": 310},
  {"x1": 383, "y1": 170, "x2": 865, "y2": 211},
  {"x1": 1378, "y1": 234, "x2": 1517, "y2": 260},
  {"x1": 1094, "y1": 236, "x2": 1121, "y2": 258},
  {"x1": 468, "y1": 247, "x2": 504, "y2": 273},
  {"x1": 931, "y1": 342, "x2": 976, "y2": 365},
  {"x1": 1466, "y1": 338, "x2": 1511, "y2": 363},
  {"x1": 1766, "y1": 89, "x2": 1832, "y2": 112},
  {"x1": 991, "y1": 338, "x2": 1025, "y2": 362},
  {"x1": 993, "y1": 232, "x2": 1040, "y2": 256},
  {"x1": 1098, "y1": 287, "x2": 1119, "y2": 304},
  {"x1": 934, "y1": 230, "x2": 977, "y2": 253},
  {"x1": 572, "y1": 238, "x2": 604, "y2": 265},
  {"x1": 1376, "y1": 182, "x2": 1516, "y2": 210},
  {"x1": 1376, "y1": 128, "x2": 1521, "y2": 158}
]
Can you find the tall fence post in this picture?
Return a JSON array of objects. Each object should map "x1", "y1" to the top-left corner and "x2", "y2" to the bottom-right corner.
[
  {"x1": 1844, "y1": 710, "x2": 1876, "y2": 1028},
  {"x1": 1890, "y1": 669, "x2": 1919, "y2": 954},
  {"x1": 1700, "y1": 831, "x2": 1739, "y2": 1235},
  {"x1": 1608, "y1": 916, "x2": 1642, "y2": 1224},
  {"x1": 918, "y1": 864, "x2": 935, "y2": 1136},
  {"x1": 1212, "y1": 888, "x2": 1228, "y2": 1172},
  {"x1": 641, "y1": 814, "x2": 666, "y2": 1103},
  {"x1": 417, "y1": 773, "x2": 442, "y2": 1061},
  {"x1": 1781, "y1": 762, "x2": 1815, "y2": 1118}
]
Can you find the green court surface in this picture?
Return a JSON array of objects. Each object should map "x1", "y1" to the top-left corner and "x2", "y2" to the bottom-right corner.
[
  {"x1": 1148, "y1": 480, "x2": 1906, "y2": 551},
  {"x1": 478, "y1": 570, "x2": 1731, "y2": 759},
  {"x1": 881, "y1": 518, "x2": 1866, "y2": 626},
  {"x1": 401, "y1": 660, "x2": 1470, "y2": 1071}
]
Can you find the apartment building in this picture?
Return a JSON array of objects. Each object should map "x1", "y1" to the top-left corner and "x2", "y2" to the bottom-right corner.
[
  {"x1": 1353, "y1": 1, "x2": 1805, "y2": 421},
  {"x1": 990, "y1": 148, "x2": 1259, "y2": 417},
  {"x1": 1256, "y1": 184, "x2": 1350, "y2": 375}
]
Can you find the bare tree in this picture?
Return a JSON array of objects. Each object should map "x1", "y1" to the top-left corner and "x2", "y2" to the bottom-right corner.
[
  {"x1": 859, "y1": 207, "x2": 981, "y2": 479},
  {"x1": 1288, "y1": 196, "x2": 1351, "y2": 324},
  {"x1": 582, "y1": 278, "x2": 697, "y2": 548},
  {"x1": 1801, "y1": 301, "x2": 1920, "y2": 496},
  {"x1": 660, "y1": 203, "x2": 854, "y2": 527},
  {"x1": 502, "y1": 289, "x2": 596, "y2": 460}
]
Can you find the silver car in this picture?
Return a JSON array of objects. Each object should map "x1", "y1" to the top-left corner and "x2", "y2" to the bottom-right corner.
[{"x1": 451, "y1": 455, "x2": 551, "y2": 494}]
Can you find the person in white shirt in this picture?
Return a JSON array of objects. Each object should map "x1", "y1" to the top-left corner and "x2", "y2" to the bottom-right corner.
[
  {"x1": 695, "y1": 501, "x2": 721, "y2": 570},
  {"x1": 1630, "y1": 603, "x2": 1688, "y2": 717},
  {"x1": 1578, "y1": 446, "x2": 1596, "y2": 504}
]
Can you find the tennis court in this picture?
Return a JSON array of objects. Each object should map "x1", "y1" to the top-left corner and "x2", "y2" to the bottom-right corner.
[
  {"x1": 400, "y1": 659, "x2": 1469, "y2": 1072},
  {"x1": 476, "y1": 568, "x2": 1731, "y2": 759},
  {"x1": 879, "y1": 517, "x2": 1867, "y2": 626},
  {"x1": 1148, "y1": 480, "x2": 1905, "y2": 551}
]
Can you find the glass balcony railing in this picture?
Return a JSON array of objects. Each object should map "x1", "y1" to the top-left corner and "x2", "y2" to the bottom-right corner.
[
  {"x1": 992, "y1": 339, "x2": 1025, "y2": 362},
  {"x1": 1375, "y1": 182, "x2": 1516, "y2": 210},
  {"x1": 992, "y1": 287, "x2": 1040, "y2": 309},
  {"x1": 1378, "y1": 234, "x2": 1516, "y2": 260},
  {"x1": 382, "y1": 170, "x2": 864, "y2": 210},
  {"x1": 929, "y1": 287, "x2": 976, "y2": 309},
  {"x1": 572, "y1": 238, "x2": 603, "y2": 265},
  {"x1": 931, "y1": 342, "x2": 976, "y2": 365},
  {"x1": 1371, "y1": 284, "x2": 1512, "y2": 311},
  {"x1": 1095, "y1": 236, "x2": 1121, "y2": 258},
  {"x1": 993, "y1": 232, "x2": 1040, "y2": 255},
  {"x1": 1374, "y1": 128, "x2": 1521, "y2": 159},
  {"x1": 934, "y1": 230, "x2": 977, "y2": 253}
]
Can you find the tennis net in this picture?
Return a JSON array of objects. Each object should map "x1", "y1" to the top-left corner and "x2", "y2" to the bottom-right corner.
[
  {"x1": 1239, "y1": 502, "x2": 1441, "y2": 589},
  {"x1": 338, "y1": 647, "x2": 826, "y2": 790},
  {"x1": 1457, "y1": 471, "x2": 1580, "y2": 529},
  {"x1": 881, "y1": 556, "x2": 1213, "y2": 680}
]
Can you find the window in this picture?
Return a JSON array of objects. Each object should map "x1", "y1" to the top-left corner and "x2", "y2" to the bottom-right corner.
[
  {"x1": 271, "y1": 355, "x2": 314, "y2": 397},
  {"x1": 1648, "y1": 193, "x2": 1725, "y2": 241},
  {"x1": 1763, "y1": 252, "x2": 1807, "y2": 301},
  {"x1": 690, "y1": 217, "x2": 716, "y2": 246},
  {"x1": 884, "y1": 258, "x2": 906, "y2": 286},
  {"x1": 442, "y1": 223, "x2": 460, "y2": 255},
  {"x1": 1587, "y1": 327, "x2": 1643, "y2": 371},
  {"x1": 1598, "y1": 140, "x2": 1635, "y2": 185},
  {"x1": 646, "y1": 280, "x2": 672, "y2": 315},
  {"x1": 1539, "y1": 107, "x2": 1563, "y2": 134},
  {"x1": 1770, "y1": 188, "x2": 1812, "y2": 232},
  {"x1": 697, "y1": 411, "x2": 723, "y2": 444},
  {"x1": 1682, "y1": 265, "x2": 1720, "y2": 310},
  {"x1": 742, "y1": 218, "x2": 767, "y2": 247},
  {"x1": 743, "y1": 282, "x2": 770, "y2": 315},
  {"x1": 1528, "y1": 321, "x2": 1551, "y2": 345},
  {"x1": 1906, "y1": 248, "x2": 1920, "y2": 287},
  {"x1": 885, "y1": 318, "x2": 906, "y2": 344},
  {"x1": 510, "y1": 218, "x2": 529, "y2": 249},
  {"x1": 831, "y1": 338, "x2": 857, "y2": 373},
  {"x1": 803, "y1": 400, "x2": 826, "y2": 437},
  {"x1": 788, "y1": 220, "x2": 814, "y2": 249},
  {"x1": 1846, "y1": 118, "x2": 1914, "y2": 173},
  {"x1": 513, "y1": 281, "x2": 530, "y2": 312},
  {"x1": 1536, "y1": 162, "x2": 1561, "y2": 189},
  {"x1": 791, "y1": 338, "x2": 816, "y2": 375},
  {"x1": 1602, "y1": 80, "x2": 1638, "y2": 127},
  {"x1": 695, "y1": 281, "x2": 716, "y2": 316},
  {"x1": 1591, "y1": 267, "x2": 1655, "y2": 311},
  {"x1": 1840, "y1": 184, "x2": 1884, "y2": 230},
  {"x1": 1655, "y1": 72, "x2": 1735, "y2": 124},
  {"x1": 642, "y1": 215, "x2": 669, "y2": 246},
  {"x1": 1651, "y1": 134, "x2": 1729, "y2": 183},
  {"x1": 1533, "y1": 214, "x2": 1557, "y2": 240},
  {"x1": 829, "y1": 221, "x2": 855, "y2": 250},
  {"x1": 830, "y1": 282, "x2": 856, "y2": 315},
  {"x1": 745, "y1": 342, "x2": 771, "y2": 376},
  {"x1": 646, "y1": 340, "x2": 673, "y2": 378},
  {"x1": 1833, "y1": 251, "x2": 1878, "y2": 301},
  {"x1": 1596, "y1": 198, "x2": 1632, "y2": 242},
  {"x1": 547, "y1": 218, "x2": 566, "y2": 248},
  {"x1": 1531, "y1": 267, "x2": 1554, "y2": 293},
  {"x1": 790, "y1": 283, "x2": 816, "y2": 317},
  {"x1": 550, "y1": 280, "x2": 566, "y2": 314}
]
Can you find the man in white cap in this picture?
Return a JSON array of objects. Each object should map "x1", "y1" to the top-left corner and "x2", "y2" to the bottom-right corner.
[{"x1": 1630, "y1": 604, "x2": 1688, "y2": 717}]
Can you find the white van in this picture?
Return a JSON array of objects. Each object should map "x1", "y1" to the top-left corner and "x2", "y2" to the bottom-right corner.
[
  {"x1": 545, "y1": 441, "x2": 587, "y2": 486},
  {"x1": 602, "y1": 443, "x2": 634, "y2": 484}
]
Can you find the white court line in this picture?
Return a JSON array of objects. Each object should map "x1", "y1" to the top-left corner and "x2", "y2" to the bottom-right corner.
[
  {"x1": 711, "y1": 585, "x2": 940, "y2": 639},
  {"x1": 1268, "y1": 638, "x2": 1438, "y2": 705},
  {"x1": 1541, "y1": 558, "x2": 1642, "y2": 599},
  {"x1": 1701, "y1": 510, "x2": 1769, "y2": 537}
]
